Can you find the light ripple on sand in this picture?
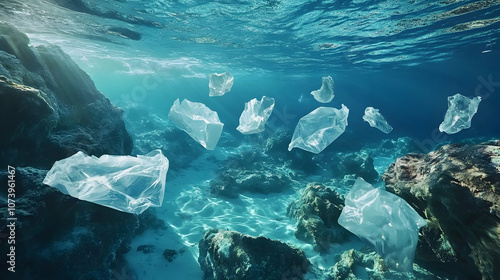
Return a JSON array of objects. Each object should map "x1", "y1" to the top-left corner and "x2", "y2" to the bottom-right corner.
[{"x1": 124, "y1": 147, "x2": 369, "y2": 280}]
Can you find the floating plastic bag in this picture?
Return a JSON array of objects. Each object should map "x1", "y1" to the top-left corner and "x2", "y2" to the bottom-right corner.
[
  {"x1": 209, "y1": 72, "x2": 234, "y2": 96},
  {"x1": 311, "y1": 76, "x2": 334, "y2": 103},
  {"x1": 439, "y1": 93, "x2": 481, "y2": 134},
  {"x1": 43, "y1": 150, "x2": 169, "y2": 214},
  {"x1": 168, "y1": 98, "x2": 224, "y2": 150},
  {"x1": 363, "y1": 107, "x2": 393, "y2": 134},
  {"x1": 237, "y1": 96, "x2": 275, "y2": 135},
  {"x1": 288, "y1": 105, "x2": 349, "y2": 154},
  {"x1": 338, "y1": 178, "x2": 426, "y2": 272}
]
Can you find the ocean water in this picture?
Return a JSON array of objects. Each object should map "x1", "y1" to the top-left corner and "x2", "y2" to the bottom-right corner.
[{"x1": 1, "y1": 0, "x2": 500, "y2": 280}]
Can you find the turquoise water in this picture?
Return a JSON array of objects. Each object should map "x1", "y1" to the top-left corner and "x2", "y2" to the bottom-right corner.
[
  {"x1": 1, "y1": 1, "x2": 500, "y2": 279},
  {"x1": 5, "y1": 0, "x2": 498, "y2": 144},
  {"x1": 3, "y1": 0, "x2": 499, "y2": 145}
]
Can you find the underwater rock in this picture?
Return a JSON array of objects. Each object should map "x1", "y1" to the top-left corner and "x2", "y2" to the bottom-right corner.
[
  {"x1": 338, "y1": 177, "x2": 427, "y2": 272},
  {"x1": 209, "y1": 72, "x2": 234, "y2": 96},
  {"x1": 263, "y1": 129, "x2": 320, "y2": 174},
  {"x1": 340, "y1": 152, "x2": 379, "y2": 183},
  {"x1": 136, "y1": 126, "x2": 204, "y2": 171},
  {"x1": 362, "y1": 107, "x2": 393, "y2": 134},
  {"x1": 135, "y1": 208, "x2": 168, "y2": 235},
  {"x1": 210, "y1": 171, "x2": 292, "y2": 198},
  {"x1": 125, "y1": 108, "x2": 205, "y2": 171},
  {"x1": 327, "y1": 249, "x2": 437, "y2": 280},
  {"x1": 163, "y1": 249, "x2": 178, "y2": 262},
  {"x1": 383, "y1": 141, "x2": 500, "y2": 280},
  {"x1": 0, "y1": 167, "x2": 141, "y2": 280},
  {"x1": 168, "y1": 98, "x2": 224, "y2": 150},
  {"x1": 0, "y1": 23, "x2": 132, "y2": 168},
  {"x1": 328, "y1": 249, "x2": 386, "y2": 280},
  {"x1": 237, "y1": 96, "x2": 275, "y2": 134},
  {"x1": 198, "y1": 228, "x2": 309, "y2": 280},
  {"x1": 209, "y1": 173, "x2": 240, "y2": 198},
  {"x1": 289, "y1": 105, "x2": 349, "y2": 154},
  {"x1": 43, "y1": 149, "x2": 169, "y2": 214},
  {"x1": 210, "y1": 151, "x2": 295, "y2": 198},
  {"x1": 439, "y1": 93, "x2": 481, "y2": 134},
  {"x1": 137, "y1": 244, "x2": 156, "y2": 254},
  {"x1": 327, "y1": 150, "x2": 379, "y2": 184},
  {"x1": 311, "y1": 76, "x2": 334, "y2": 103},
  {"x1": 287, "y1": 183, "x2": 350, "y2": 252},
  {"x1": 264, "y1": 129, "x2": 295, "y2": 156}
]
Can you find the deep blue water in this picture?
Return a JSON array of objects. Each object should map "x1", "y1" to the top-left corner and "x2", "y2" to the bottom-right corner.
[
  {"x1": 3, "y1": 1, "x2": 498, "y2": 146},
  {"x1": 86, "y1": 49, "x2": 500, "y2": 154}
]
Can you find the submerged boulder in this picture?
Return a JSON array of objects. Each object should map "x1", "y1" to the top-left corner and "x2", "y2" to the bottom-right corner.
[
  {"x1": 287, "y1": 183, "x2": 350, "y2": 253},
  {"x1": 383, "y1": 141, "x2": 500, "y2": 279},
  {"x1": 210, "y1": 171, "x2": 292, "y2": 198},
  {"x1": 328, "y1": 249, "x2": 386, "y2": 280},
  {"x1": 264, "y1": 129, "x2": 320, "y2": 174},
  {"x1": 0, "y1": 23, "x2": 132, "y2": 168},
  {"x1": 327, "y1": 249, "x2": 436, "y2": 280},
  {"x1": 125, "y1": 108, "x2": 205, "y2": 170},
  {"x1": 331, "y1": 150, "x2": 379, "y2": 183},
  {"x1": 209, "y1": 151, "x2": 295, "y2": 198},
  {"x1": 198, "y1": 229, "x2": 309, "y2": 280},
  {"x1": 0, "y1": 167, "x2": 150, "y2": 280}
]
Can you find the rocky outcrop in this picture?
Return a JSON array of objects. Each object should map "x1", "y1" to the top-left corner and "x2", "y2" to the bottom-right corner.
[
  {"x1": 164, "y1": 248, "x2": 185, "y2": 263},
  {"x1": 0, "y1": 167, "x2": 166, "y2": 280},
  {"x1": 383, "y1": 141, "x2": 500, "y2": 280},
  {"x1": 0, "y1": 168, "x2": 134, "y2": 279},
  {"x1": 263, "y1": 129, "x2": 320, "y2": 174},
  {"x1": 0, "y1": 23, "x2": 132, "y2": 168},
  {"x1": 209, "y1": 151, "x2": 297, "y2": 198},
  {"x1": 327, "y1": 249, "x2": 436, "y2": 280},
  {"x1": 127, "y1": 109, "x2": 205, "y2": 171},
  {"x1": 0, "y1": 24, "x2": 160, "y2": 280},
  {"x1": 287, "y1": 183, "x2": 350, "y2": 253},
  {"x1": 210, "y1": 169, "x2": 293, "y2": 198},
  {"x1": 198, "y1": 229, "x2": 309, "y2": 280},
  {"x1": 330, "y1": 150, "x2": 379, "y2": 183}
]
